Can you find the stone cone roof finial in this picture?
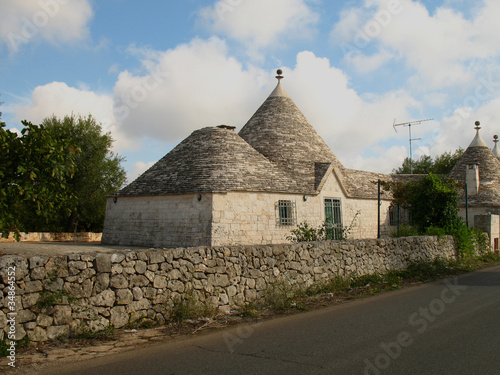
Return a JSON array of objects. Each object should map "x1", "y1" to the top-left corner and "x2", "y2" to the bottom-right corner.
[
  {"x1": 269, "y1": 69, "x2": 290, "y2": 98},
  {"x1": 493, "y1": 135, "x2": 500, "y2": 159},
  {"x1": 469, "y1": 120, "x2": 488, "y2": 148}
]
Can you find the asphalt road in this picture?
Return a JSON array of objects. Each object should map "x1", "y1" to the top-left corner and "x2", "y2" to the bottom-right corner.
[{"x1": 39, "y1": 265, "x2": 500, "y2": 375}]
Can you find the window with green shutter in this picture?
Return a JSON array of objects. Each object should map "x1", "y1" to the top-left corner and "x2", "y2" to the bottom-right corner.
[{"x1": 324, "y1": 198, "x2": 342, "y2": 240}]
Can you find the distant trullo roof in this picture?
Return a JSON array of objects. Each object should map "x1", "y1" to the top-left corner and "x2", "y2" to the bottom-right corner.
[
  {"x1": 448, "y1": 121, "x2": 500, "y2": 206},
  {"x1": 493, "y1": 135, "x2": 500, "y2": 159}
]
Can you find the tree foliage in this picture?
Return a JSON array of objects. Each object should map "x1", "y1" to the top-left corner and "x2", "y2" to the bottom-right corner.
[
  {"x1": 393, "y1": 148, "x2": 464, "y2": 175},
  {"x1": 1, "y1": 114, "x2": 126, "y2": 238},
  {"x1": 0, "y1": 121, "x2": 79, "y2": 239},
  {"x1": 386, "y1": 173, "x2": 461, "y2": 232},
  {"x1": 41, "y1": 115, "x2": 127, "y2": 232}
]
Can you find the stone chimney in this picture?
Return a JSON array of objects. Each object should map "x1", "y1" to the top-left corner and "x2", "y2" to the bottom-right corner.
[{"x1": 466, "y1": 164, "x2": 479, "y2": 195}]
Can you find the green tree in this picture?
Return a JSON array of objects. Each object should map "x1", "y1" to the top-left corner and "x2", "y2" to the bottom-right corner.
[
  {"x1": 393, "y1": 148, "x2": 464, "y2": 175},
  {"x1": 42, "y1": 115, "x2": 127, "y2": 232},
  {"x1": 0, "y1": 121, "x2": 79, "y2": 238},
  {"x1": 389, "y1": 173, "x2": 461, "y2": 232}
]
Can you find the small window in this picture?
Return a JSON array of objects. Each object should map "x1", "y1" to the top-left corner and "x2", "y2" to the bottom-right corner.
[{"x1": 276, "y1": 200, "x2": 296, "y2": 226}]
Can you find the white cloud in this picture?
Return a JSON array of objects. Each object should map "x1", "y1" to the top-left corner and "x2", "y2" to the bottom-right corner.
[
  {"x1": 279, "y1": 51, "x2": 419, "y2": 170},
  {"x1": 0, "y1": 0, "x2": 93, "y2": 53},
  {"x1": 198, "y1": 0, "x2": 319, "y2": 53},
  {"x1": 347, "y1": 49, "x2": 395, "y2": 73},
  {"x1": 113, "y1": 37, "x2": 270, "y2": 144},
  {"x1": 333, "y1": 0, "x2": 500, "y2": 88},
  {"x1": 111, "y1": 46, "x2": 421, "y2": 174},
  {"x1": 350, "y1": 145, "x2": 408, "y2": 173},
  {"x1": 13, "y1": 82, "x2": 130, "y2": 150},
  {"x1": 430, "y1": 98, "x2": 500, "y2": 157}
]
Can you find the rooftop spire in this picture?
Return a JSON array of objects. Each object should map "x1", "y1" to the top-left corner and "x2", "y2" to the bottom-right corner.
[
  {"x1": 269, "y1": 69, "x2": 290, "y2": 98},
  {"x1": 493, "y1": 135, "x2": 500, "y2": 158},
  {"x1": 276, "y1": 69, "x2": 283, "y2": 81},
  {"x1": 469, "y1": 121, "x2": 488, "y2": 148}
]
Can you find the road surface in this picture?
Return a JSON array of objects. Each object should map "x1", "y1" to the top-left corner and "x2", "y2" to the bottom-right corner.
[{"x1": 39, "y1": 265, "x2": 500, "y2": 375}]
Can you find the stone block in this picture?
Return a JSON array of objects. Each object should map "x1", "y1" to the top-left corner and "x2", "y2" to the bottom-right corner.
[
  {"x1": 127, "y1": 298, "x2": 152, "y2": 314},
  {"x1": 137, "y1": 252, "x2": 149, "y2": 261},
  {"x1": 53, "y1": 305, "x2": 72, "y2": 325},
  {"x1": 143, "y1": 287, "x2": 157, "y2": 299},
  {"x1": 47, "y1": 325, "x2": 69, "y2": 340},
  {"x1": 68, "y1": 261, "x2": 87, "y2": 270},
  {"x1": 30, "y1": 267, "x2": 47, "y2": 280},
  {"x1": 17, "y1": 309, "x2": 36, "y2": 324},
  {"x1": 87, "y1": 316, "x2": 110, "y2": 333},
  {"x1": 95, "y1": 254, "x2": 112, "y2": 273},
  {"x1": 95, "y1": 273, "x2": 110, "y2": 294},
  {"x1": 36, "y1": 314, "x2": 53, "y2": 328},
  {"x1": 110, "y1": 306, "x2": 129, "y2": 328},
  {"x1": 110, "y1": 275, "x2": 129, "y2": 289},
  {"x1": 132, "y1": 287, "x2": 143, "y2": 301},
  {"x1": 91, "y1": 290, "x2": 116, "y2": 307},
  {"x1": 115, "y1": 289, "x2": 134, "y2": 305},
  {"x1": 130, "y1": 275, "x2": 150, "y2": 287},
  {"x1": 168, "y1": 280, "x2": 185, "y2": 293},
  {"x1": 153, "y1": 276, "x2": 168, "y2": 289},
  {"x1": 24, "y1": 280, "x2": 43, "y2": 293},
  {"x1": 45, "y1": 278, "x2": 64, "y2": 293},
  {"x1": 144, "y1": 270, "x2": 156, "y2": 283},
  {"x1": 22, "y1": 293, "x2": 40, "y2": 309},
  {"x1": 29, "y1": 256, "x2": 49, "y2": 269},
  {"x1": 24, "y1": 319, "x2": 40, "y2": 329},
  {"x1": 28, "y1": 326, "x2": 48, "y2": 342},
  {"x1": 111, "y1": 253, "x2": 126, "y2": 264},
  {"x1": 135, "y1": 261, "x2": 147, "y2": 274}
]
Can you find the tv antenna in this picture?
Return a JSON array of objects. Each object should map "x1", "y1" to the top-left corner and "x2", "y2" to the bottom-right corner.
[{"x1": 393, "y1": 118, "x2": 433, "y2": 174}]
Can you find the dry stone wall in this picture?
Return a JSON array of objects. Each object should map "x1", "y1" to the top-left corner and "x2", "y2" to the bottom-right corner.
[{"x1": 0, "y1": 236, "x2": 457, "y2": 343}]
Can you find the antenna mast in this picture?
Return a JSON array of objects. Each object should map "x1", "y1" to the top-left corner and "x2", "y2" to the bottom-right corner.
[{"x1": 393, "y1": 118, "x2": 433, "y2": 174}]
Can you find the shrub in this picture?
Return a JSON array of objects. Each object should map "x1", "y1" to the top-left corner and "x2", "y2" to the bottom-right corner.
[
  {"x1": 263, "y1": 278, "x2": 300, "y2": 311},
  {"x1": 287, "y1": 222, "x2": 325, "y2": 242}
]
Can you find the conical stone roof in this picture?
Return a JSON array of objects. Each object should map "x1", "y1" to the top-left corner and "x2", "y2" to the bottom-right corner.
[
  {"x1": 449, "y1": 125, "x2": 500, "y2": 183},
  {"x1": 118, "y1": 126, "x2": 300, "y2": 196},
  {"x1": 239, "y1": 78, "x2": 343, "y2": 170},
  {"x1": 448, "y1": 122, "x2": 500, "y2": 206},
  {"x1": 239, "y1": 76, "x2": 346, "y2": 193},
  {"x1": 119, "y1": 72, "x2": 388, "y2": 198}
]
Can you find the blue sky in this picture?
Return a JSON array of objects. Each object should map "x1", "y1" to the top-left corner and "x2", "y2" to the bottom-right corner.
[{"x1": 2, "y1": 0, "x2": 500, "y2": 182}]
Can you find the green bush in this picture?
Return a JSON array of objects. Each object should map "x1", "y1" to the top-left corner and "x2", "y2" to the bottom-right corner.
[
  {"x1": 287, "y1": 222, "x2": 325, "y2": 242},
  {"x1": 264, "y1": 278, "x2": 301, "y2": 311},
  {"x1": 389, "y1": 225, "x2": 420, "y2": 237}
]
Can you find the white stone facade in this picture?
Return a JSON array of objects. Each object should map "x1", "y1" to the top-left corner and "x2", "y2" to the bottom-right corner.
[
  {"x1": 102, "y1": 194, "x2": 213, "y2": 248},
  {"x1": 103, "y1": 171, "x2": 393, "y2": 248}
]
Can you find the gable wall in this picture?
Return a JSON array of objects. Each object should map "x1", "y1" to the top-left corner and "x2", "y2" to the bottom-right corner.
[{"x1": 102, "y1": 194, "x2": 213, "y2": 248}]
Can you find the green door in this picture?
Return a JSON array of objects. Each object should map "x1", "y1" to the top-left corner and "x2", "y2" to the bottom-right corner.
[{"x1": 325, "y1": 198, "x2": 342, "y2": 240}]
